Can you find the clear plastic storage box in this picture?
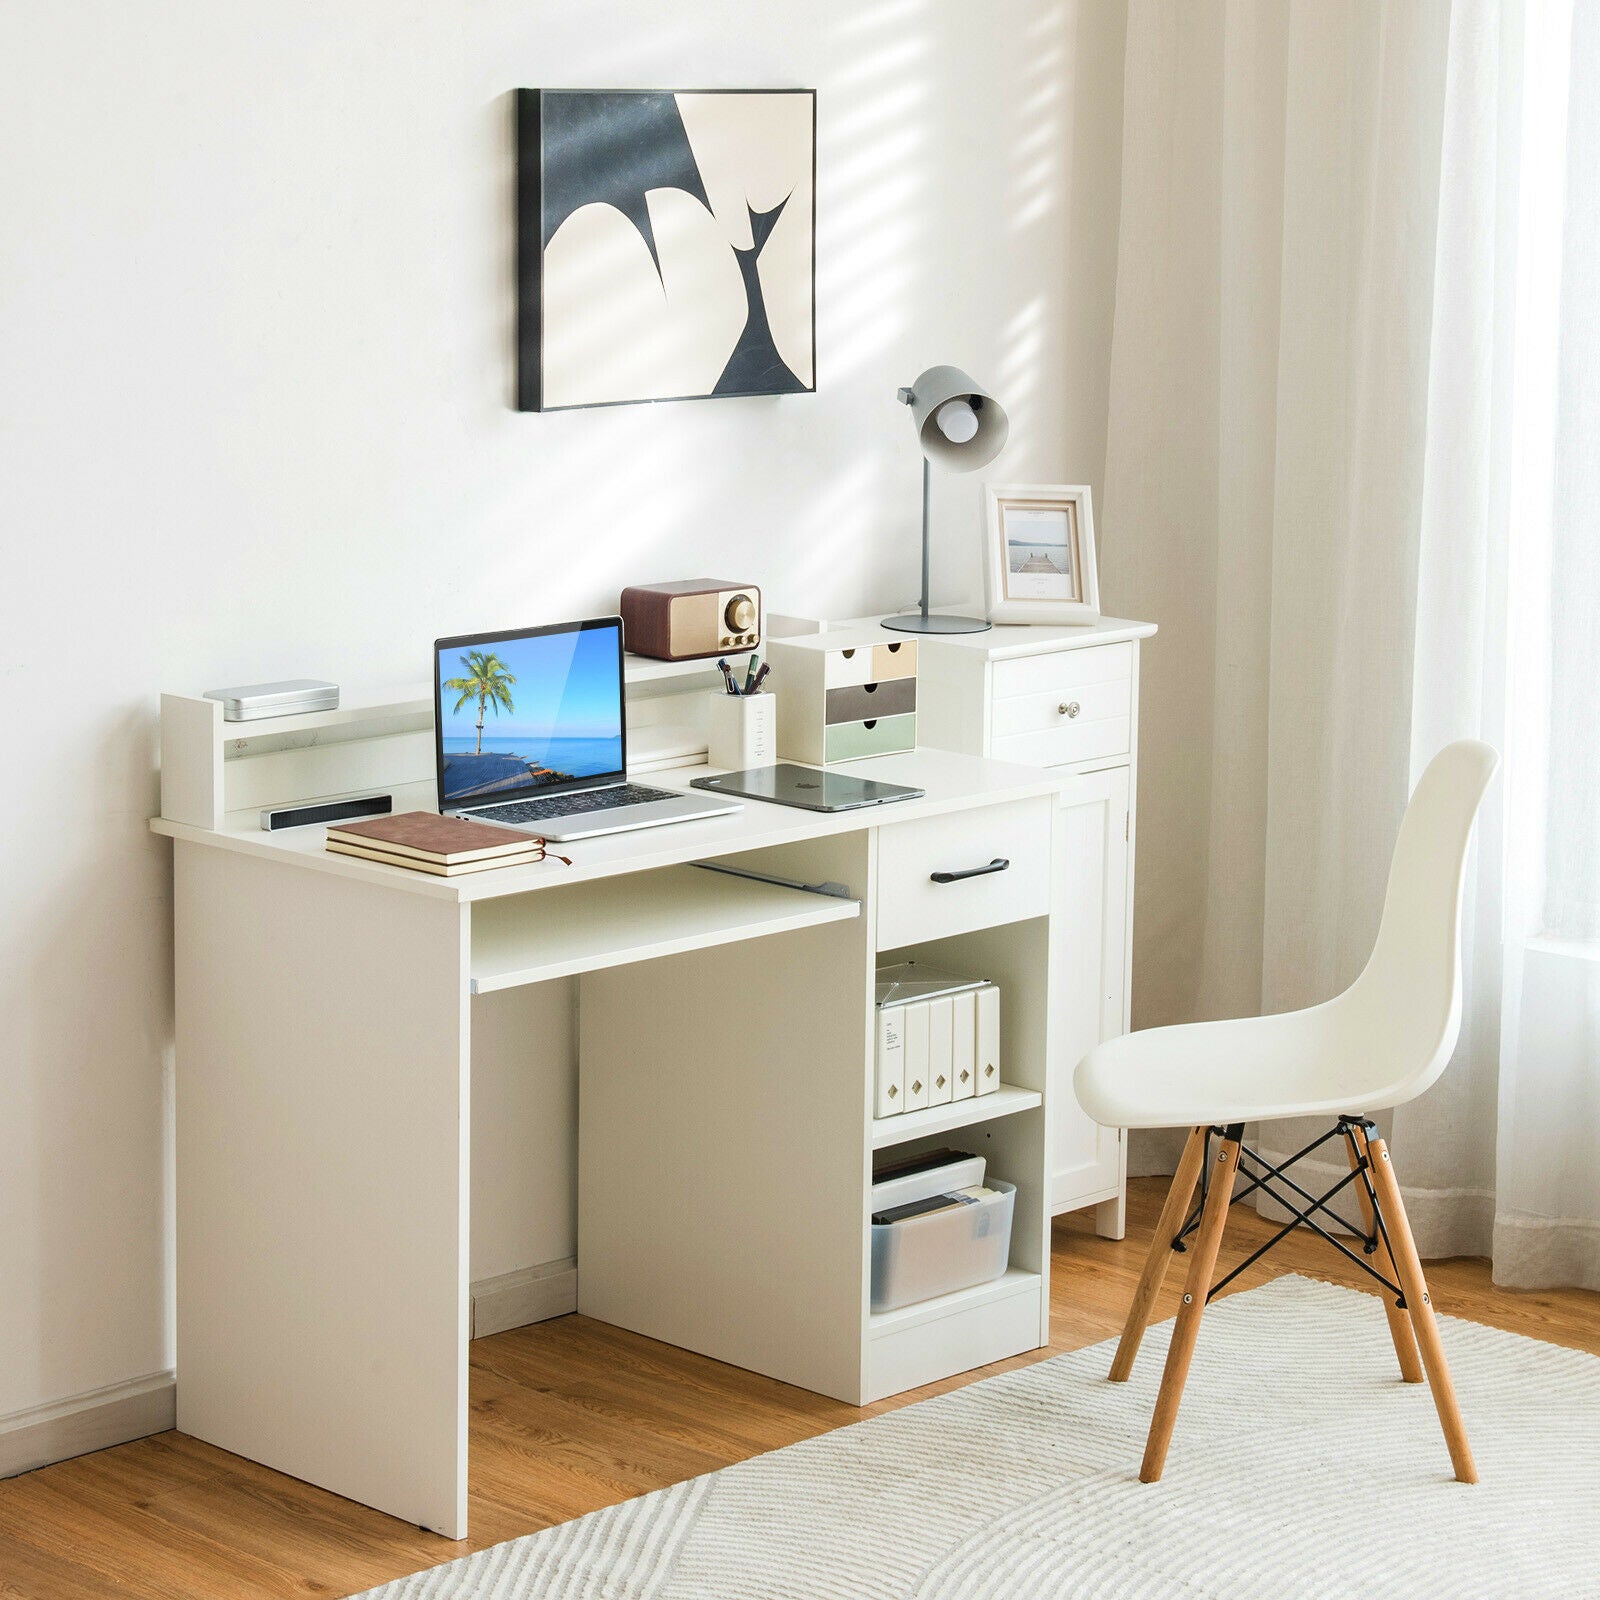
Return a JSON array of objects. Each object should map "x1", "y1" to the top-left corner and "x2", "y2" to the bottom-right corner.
[{"x1": 869, "y1": 1178, "x2": 1015, "y2": 1314}]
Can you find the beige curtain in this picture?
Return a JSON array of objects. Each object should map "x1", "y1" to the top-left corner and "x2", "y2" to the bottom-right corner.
[{"x1": 1099, "y1": 0, "x2": 1600, "y2": 1287}]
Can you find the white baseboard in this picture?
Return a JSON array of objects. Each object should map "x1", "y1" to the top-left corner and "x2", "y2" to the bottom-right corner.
[
  {"x1": 0, "y1": 1262, "x2": 575, "y2": 1479},
  {"x1": 471, "y1": 1258, "x2": 577, "y2": 1339},
  {"x1": 0, "y1": 1370, "x2": 175, "y2": 1480}
]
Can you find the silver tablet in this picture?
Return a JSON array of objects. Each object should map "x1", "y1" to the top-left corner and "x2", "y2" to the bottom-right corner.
[{"x1": 690, "y1": 762, "x2": 924, "y2": 813}]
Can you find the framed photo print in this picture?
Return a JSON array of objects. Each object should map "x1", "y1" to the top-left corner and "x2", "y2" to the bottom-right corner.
[{"x1": 982, "y1": 484, "x2": 1101, "y2": 626}]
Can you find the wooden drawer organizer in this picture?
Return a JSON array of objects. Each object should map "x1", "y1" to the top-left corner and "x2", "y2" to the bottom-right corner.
[{"x1": 770, "y1": 630, "x2": 918, "y2": 765}]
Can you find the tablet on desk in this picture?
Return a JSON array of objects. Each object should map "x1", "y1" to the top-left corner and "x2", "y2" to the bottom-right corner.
[{"x1": 690, "y1": 762, "x2": 925, "y2": 813}]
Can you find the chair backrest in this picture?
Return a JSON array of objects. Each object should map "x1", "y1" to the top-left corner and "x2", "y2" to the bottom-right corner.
[{"x1": 1341, "y1": 739, "x2": 1498, "y2": 1105}]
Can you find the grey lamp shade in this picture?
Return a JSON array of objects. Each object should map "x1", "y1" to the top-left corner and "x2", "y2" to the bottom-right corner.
[{"x1": 900, "y1": 365, "x2": 1009, "y2": 471}]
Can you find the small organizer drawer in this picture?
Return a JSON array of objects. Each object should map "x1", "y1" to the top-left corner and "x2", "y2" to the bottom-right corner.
[
  {"x1": 825, "y1": 639, "x2": 917, "y2": 688},
  {"x1": 824, "y1": 713, "x2": 916, "y2": 763},
  {"x1": 990, "y1": 642, "x2": 1132, "y2": 768},
  {"x1": 875, "y1": 797, "x2": 1051, "y2": 950},
  {"x1": 826, "y1": 678, "x2": 917, "y2": 724}
]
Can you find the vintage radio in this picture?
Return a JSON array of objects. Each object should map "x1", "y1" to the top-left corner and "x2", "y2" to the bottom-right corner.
[{"x1": 619, "y1": 579, "x2": 762, "y2": 661}]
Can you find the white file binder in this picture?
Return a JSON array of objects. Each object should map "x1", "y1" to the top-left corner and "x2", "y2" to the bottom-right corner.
[
  {"x1": 927, "y1": 997, "x2": 954, "y2": 1106},
  {"x1": 875, "y1": 1005, "x2": 905, "y2": 1117},
  {"x1": 951, "y1": 990, "x2": 977, "y2": 1100},
  {"x1": 975, "y1": 984, "x2": 1001, "y2": 1096},
  {"x1": 903, "y1": 1002, "x2": 931, "y2": 1111}
]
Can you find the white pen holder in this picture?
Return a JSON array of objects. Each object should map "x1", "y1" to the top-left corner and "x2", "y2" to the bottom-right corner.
[{"x1": 706, "y1": 689, "x2": 776, "y2": 770}]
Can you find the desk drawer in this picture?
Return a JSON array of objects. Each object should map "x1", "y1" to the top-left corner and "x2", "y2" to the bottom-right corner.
[
  {"x1": 876, "y1": 798, "x2": 1051, "y2": 950},
  {"x1": 990, "y1": 644, "x2": 1132, "y2": 768}
]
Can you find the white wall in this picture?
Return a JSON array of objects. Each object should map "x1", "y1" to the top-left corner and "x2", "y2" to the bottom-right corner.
[{"x1": 0, "y1": 0, "x2": 1127, "y2": 1421}]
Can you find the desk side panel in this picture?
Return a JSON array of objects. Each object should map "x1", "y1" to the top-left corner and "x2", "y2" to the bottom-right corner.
[
  {"x1": 174, "y1": 842, "x2": 470, "y2": 1538},
  {"x1": 577, "y1": 834, "x2": 875, "y2": 1403}
]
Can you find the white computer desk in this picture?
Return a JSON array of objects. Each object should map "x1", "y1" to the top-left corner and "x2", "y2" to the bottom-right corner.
[{"x1": 151, "y1": 746, "x2": 1064, "y2": 1538}]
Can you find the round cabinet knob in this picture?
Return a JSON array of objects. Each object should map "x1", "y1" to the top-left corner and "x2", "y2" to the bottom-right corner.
[
  {"x1": 1059, "y1": 700, "x2": 1081, "y2": 719},
  {"x1": 725, "y1": 594, "x2": 756, "y2": 632}
]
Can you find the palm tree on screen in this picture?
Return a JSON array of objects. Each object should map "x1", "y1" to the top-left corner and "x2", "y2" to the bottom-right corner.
[{"x1": 443, "y1": 651, "x2": 516, "y2": 756}]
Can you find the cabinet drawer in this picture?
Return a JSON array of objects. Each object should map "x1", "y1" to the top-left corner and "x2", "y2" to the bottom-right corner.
[
  {"x1": 991, "y1": 677, "x2": 1130, "y2": 768},
  {"x1": 876, "y1": 797, "x2": 1052, "y2": 950},
  {"x1": 825, "y1": 638, "x2": 916, "y2": 687},
  {"x1": 825, "y1": 713, "x2": 916, "y2": 762},
  {"x1": 991, "y1": 641, "x2": 1131, "y2": 701},
  {"x1": 990, "y1": 644, "x2": 1132, "y2": 768},
  {"x1": 826, "y1": 678, "x2": 917, "y2": 724}
]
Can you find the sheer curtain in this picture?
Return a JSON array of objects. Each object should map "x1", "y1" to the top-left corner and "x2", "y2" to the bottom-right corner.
[{"x1": 1099, "y1": 0, "x2": 1600, "y2": 1288}]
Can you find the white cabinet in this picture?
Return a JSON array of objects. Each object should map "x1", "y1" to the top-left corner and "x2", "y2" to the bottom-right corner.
[{"x1": 915, "y1": 616, "x2": 1155, "y2": 1239}]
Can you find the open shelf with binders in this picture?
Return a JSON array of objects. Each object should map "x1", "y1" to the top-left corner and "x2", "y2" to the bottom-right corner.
[{"x1": 864, "y1": 912, "x2": 1053, "y2": 1399}]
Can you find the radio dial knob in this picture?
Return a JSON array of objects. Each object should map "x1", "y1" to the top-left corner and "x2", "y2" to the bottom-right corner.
[{"x1": 725, "y1": 594, "x2": 756, "y2": 633}]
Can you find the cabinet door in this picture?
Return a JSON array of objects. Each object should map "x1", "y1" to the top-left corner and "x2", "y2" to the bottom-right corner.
[{"x1": 1049, "y1": 765, "x2": 1130, "y2": 1213}]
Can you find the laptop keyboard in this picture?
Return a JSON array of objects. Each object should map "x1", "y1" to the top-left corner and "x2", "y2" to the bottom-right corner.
[{"x1": 472, "y1": 784, "x2": 680, "y2": 825}]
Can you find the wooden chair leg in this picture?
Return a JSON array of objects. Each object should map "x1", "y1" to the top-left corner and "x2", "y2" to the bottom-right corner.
[
  {"x1": 1365, "y1": 1136, "x2": 1478, "y2": 1483},
  {"x1": 1139, "y1": 1125, "x2": 1242, "y2": 1483},
  {"x1": 1109, "y1": 1126, "x2": 1208, "y2": 1382},
  {"x1": 1345, "y1": 1125, "x2": 1424, "y2": 1383}
]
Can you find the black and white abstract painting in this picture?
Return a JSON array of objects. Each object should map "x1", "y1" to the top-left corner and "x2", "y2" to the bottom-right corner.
[{"x1": 516, "y1": 89, "x2": 816, "y2": 411}]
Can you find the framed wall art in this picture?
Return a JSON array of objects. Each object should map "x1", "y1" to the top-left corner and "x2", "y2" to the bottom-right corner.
[
  {"x1": 982, "y1": 484, "x2": 1101, "y2": 626},
  {"x1": 515, "y1": 88, "x2": 816, "y2": 411}
]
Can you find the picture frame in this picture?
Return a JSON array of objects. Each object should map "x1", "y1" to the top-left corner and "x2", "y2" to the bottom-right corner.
[
  {"x1": 982, "y1": 484, "x2": 1101, "y2": 626},
  {"x1": 515, "y1": 88, "x2": 817, "y2": 412}
]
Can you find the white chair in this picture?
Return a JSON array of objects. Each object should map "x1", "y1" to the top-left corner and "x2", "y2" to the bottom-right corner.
[{"x1": 1075, "y1": 739, "x2": 1497, "y2": 1484}]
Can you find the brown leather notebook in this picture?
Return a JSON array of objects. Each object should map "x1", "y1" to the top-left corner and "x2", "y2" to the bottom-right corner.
[
  {"x1": 326, "y1": 810, "x2": 543, "y2": 863},
  {"x1": 326, "y1": 839, "x2": 547, "y2": 876}
]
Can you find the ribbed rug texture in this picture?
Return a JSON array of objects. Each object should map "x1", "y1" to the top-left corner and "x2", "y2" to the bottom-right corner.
[{"x1": 353, "y1": 1275, "x2": 1600, "y2": 1598}]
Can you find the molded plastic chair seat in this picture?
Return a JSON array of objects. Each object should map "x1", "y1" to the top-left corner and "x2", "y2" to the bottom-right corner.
[{"x1": 1077, "y1": 998, "x2": 1439, "y2": 1130}]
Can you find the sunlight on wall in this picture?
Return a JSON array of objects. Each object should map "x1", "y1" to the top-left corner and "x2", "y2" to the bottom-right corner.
[{"x1": 995, "y1": 4, "x2": 1071, "y2": 471}]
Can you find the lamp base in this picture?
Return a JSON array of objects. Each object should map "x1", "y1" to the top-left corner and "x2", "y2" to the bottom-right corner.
[{"x1": 881, "y1": 611, "x2": 993, "y2": 635}]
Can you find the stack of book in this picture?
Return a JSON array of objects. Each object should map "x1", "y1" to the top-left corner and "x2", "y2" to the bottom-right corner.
[{"x1": 325, "y1": 812, "x2": 550, "y2": 876}]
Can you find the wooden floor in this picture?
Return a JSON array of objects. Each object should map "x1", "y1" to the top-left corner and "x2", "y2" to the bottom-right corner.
[{"x1": 3, "y1": 1177, "x2": 1597, "y2": 1599}]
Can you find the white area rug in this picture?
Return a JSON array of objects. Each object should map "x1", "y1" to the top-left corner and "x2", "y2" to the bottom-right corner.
[{"x1": 355, "y1": 1276, "x2": 1600, "y2": 1599}]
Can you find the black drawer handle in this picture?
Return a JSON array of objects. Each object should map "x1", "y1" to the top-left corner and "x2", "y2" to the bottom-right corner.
[{"x1": 930, "y1": 857, "x2": 1010, "y2": 884}]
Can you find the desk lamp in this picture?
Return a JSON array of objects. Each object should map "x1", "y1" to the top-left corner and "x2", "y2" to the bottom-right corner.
[{"x1": 882, "y1": 364, "x2": 1009, "y2": 635}]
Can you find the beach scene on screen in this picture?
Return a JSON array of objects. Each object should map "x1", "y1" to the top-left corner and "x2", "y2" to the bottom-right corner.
[{"x1": 438, "y1": 625, "x2": 622, "y2": 804}]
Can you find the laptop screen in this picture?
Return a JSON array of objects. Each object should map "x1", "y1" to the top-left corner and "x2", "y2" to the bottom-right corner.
[{"x1": 433, "y1": 618, "x2": 626, "y2": 808}]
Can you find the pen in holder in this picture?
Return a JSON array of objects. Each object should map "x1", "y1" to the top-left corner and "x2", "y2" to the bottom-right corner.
[{"x1": 706, "y1": 689, "x2": 776, "y2": 770}]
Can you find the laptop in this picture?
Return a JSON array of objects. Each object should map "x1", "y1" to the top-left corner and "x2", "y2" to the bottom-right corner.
[{"x1": 433, "y1": 617, "x2": 742, "y2": 840}]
